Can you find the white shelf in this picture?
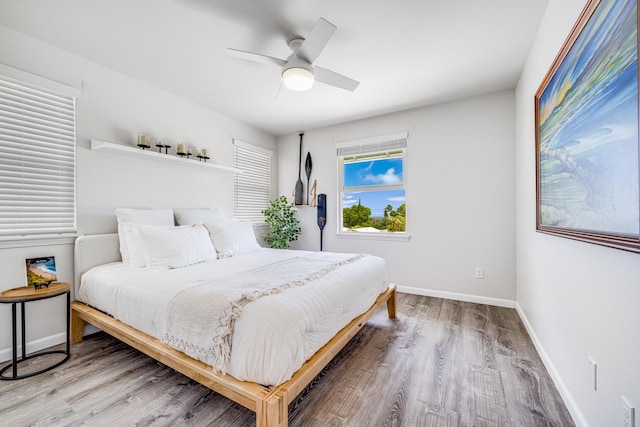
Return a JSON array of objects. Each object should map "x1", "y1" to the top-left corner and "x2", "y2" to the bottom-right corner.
[{"x1": 90, "y1": 140, "x2": 242, "y2": 174}]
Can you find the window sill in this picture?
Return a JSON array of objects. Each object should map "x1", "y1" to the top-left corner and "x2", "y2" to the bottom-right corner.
[
  {"x1": 0, "y1": 235, "x2": 77, "y2": 249},
  {"x1": 335, "y1": 232, "x2": 411, "y2": 242}
]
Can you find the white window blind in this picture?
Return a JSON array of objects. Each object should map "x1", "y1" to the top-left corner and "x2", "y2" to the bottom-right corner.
[
  {"x1": 336, "y1": 132, "x2": 408, "y2": 157},
  {"x1": 0, "y1": 73, "x2": 77, "y2": 239},
  {"x1": 233, "y1": 139, "x2": 272, "y2": 222}
]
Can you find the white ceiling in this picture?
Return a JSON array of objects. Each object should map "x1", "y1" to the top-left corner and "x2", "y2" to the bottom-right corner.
[{"x1": 0, "y1": 0, "x2": 548, "y2": 136}]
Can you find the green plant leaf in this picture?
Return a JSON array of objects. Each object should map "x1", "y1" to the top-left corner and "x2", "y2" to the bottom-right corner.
[{"x1": 262, "y1": 195, "x2": 301, "y2": 249}]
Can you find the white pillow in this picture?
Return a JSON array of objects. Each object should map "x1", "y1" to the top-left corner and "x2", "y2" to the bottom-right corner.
[
  {"x1": 205, "y1": 221, "x2": 261, "y2": 258},
  {"x1": 121, "y1": 223, "x2": 173, "y2": 268},
  {"x1": 115, "y1": 208, "x2": 174, "y2": 264},
  {"x1": 137, "y1": 224, "x2": 216, "y2": 269},
  {"x1": 174, "y1": 208, "x2": 224, "y2": 226}
]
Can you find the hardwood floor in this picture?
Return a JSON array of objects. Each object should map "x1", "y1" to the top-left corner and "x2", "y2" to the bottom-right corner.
[{"x1": 0, "y1": 293, "x2": 575, "y2": 426}]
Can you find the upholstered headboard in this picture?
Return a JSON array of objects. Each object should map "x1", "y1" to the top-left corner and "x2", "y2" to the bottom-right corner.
[{"x1": 74, "y1": 234, "x2": 121, "y2": 295}]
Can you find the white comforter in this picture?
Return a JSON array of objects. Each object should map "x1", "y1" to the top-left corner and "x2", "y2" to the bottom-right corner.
[{"x1": 78, "y1": 249, "x2": 388, "y2": 386}]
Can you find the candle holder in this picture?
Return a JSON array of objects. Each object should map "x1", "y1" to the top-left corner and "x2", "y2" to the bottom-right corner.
[
  {"x1": 137, "y1": 132, "x2": 151, "y2": 150},
  {"x1": 162, "y1": 138, "x2": 171, "y2": 155},
  {"x1": 155, "y1": 137, "x2": 164, "y2": 153},
  {"x1": 197, "y1": 149, "x2": 209, "y2": 162},
  {"x1": 176, "y1": 142, "x2": 187, "y2": 157}
]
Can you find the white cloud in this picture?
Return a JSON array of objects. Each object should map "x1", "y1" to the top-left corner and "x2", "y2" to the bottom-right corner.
[
  {"x1": 363, "y1": 167, "x2": 401, "y2": 185},
  {"x1": 388, "y1": 196, "x2": 406, "y2": 203},
  {"x1": 342, "y1": 194, "x2": 358, "y2": 206},
  {"x1": 362, "y1": 162, "x2": 374, "y2": 172}
]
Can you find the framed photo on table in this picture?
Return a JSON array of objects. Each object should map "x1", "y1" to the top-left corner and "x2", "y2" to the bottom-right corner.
[
  {"x1": 535, "y1": 0, "x2": 640, "y2": 253},
  {"x1": 25, "y1": 256, "x2": 57, "y2": 289}
]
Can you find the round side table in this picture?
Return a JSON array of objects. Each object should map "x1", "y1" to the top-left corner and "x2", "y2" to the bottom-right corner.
[{"x1": 0, "y1": 282, "x2": 70, "y2": 380}]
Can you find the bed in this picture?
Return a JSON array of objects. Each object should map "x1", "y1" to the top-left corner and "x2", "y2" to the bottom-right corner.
[{"x1": 72, "y1": 227, "x2": 396, "y2": 427}]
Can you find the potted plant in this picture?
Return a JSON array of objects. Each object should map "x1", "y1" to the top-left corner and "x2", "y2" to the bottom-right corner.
[{"x1": 262, "y1": 196, "x2": 301, "y2": 249}]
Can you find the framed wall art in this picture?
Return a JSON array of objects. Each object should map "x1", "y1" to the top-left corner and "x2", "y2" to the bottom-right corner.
[{"x1": 535, "y1": 0, "x2": 640, "y2": 253}]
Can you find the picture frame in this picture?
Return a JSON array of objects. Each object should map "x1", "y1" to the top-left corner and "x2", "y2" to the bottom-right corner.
[
  {"x1": 25, "y1": 256, "x2": 57, "y2": 289},
  {"x1": 535, "y1": 0, "x2": 640, "y2": 253}
]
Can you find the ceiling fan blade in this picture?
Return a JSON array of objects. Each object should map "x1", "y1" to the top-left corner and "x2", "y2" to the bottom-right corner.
[
  {"x1": 297, "y1": 18, "x2": 336, "y2": 63},
  {"x1": 227, "y1": 48, "x2": 287, "y2": 67},
  {"x1": 314, "y1": 67, "x2": 360, "y2": 91}
]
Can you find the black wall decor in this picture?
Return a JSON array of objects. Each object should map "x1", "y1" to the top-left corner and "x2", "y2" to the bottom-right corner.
[
  {"x1": 317, "y1": 193, "x2": 326, "y2": 251},
  {"x1": 294, "y1": 133, "x2": 304, "y2": 205},
  {"x1": 305, "y1": 152, "x2": 312, "y2": 205}
]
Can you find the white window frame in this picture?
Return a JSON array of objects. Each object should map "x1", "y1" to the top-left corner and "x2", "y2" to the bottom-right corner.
[
  {"x1": 0, "y1": 65, "x2": 80, "y2": 247},
  {"x1": 233, "y1": 139, "x2": 273, "y2": 222},
  {"x1": 336, "y1": 132, "x2": 410, "y2": 241}
]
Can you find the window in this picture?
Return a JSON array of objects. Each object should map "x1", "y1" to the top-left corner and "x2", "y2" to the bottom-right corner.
[
  {"x1": 233, "y1": 139, "x2": 272, "y2": 222},
  {"x1": 337, "y1": 132, "x2": 408, "y2": 235},
  {"x1": 0, "y1": 68, "x2": 78, "y2": 241}
]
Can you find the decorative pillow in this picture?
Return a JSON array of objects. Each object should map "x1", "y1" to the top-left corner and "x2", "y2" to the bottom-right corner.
[
  {"x1": 115, "y1": 208, "x2": 174, "y2": 264},
  {"x1": 205, "y1": 221, "x2": 261, "y2": 258},
  {"x1": 121, "y1": 223, "x2": 173, "y2": 268},
  {"x1": 137, "y1": 224, "x2": 216, "y2": 269},
  {"x1": 174, "y1": 208, "x2": 224, "y2": 226}
]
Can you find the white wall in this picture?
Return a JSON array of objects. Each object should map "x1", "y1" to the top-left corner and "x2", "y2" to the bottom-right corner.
[
  {"x1": 6, "y1": 5, "x2": 636, "y2": 423},
  {"x1": 515, "y1": 1, "x2": 640, "y2": 426},
  {"x1": 277, "y1": 91, "x2": 517, "y2": 306},
  {"x1": 0, "y1": 25, "x2": 276, "y2": 361}
]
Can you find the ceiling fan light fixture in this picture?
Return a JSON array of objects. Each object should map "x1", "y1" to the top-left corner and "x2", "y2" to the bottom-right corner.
[{"x1": 282, "y1": 67, "x2": 315, "y2": 91}]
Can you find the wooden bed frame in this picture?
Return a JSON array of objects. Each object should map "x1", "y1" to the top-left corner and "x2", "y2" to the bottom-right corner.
[
  {"x1": 71, "y1": 234, "x2": 396, "y2": 427},
  {"x1": 71, "y1": 286, "x2": 396, "y2": 427}
]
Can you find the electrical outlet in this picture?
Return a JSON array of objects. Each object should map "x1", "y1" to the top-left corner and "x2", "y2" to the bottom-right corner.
[
  {"x1": 623, "y1": 396, "x2": 635, "y2": 427},
  {"x1": 587, "y1": 356, "x2": 597, "y2": 391},
  {"x1": 475, "y1": 267, "x2": 484, "y2": 279}
]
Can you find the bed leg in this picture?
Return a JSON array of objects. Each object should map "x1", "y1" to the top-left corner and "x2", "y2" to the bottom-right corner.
[
  {"x1": 71, "y1": 306, "x2": 86, "y2": 344},
  {"x1": 257, "y1": 390, "x2": 288, "y2": 427},
  {"x1": 386, "y1": 286, "x2": 397, "y2": 319}
]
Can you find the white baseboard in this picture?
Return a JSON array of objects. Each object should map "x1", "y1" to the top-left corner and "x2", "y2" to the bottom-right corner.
[
  {"x1": 397, "y1": 285, "x2": 516, "y2": 308},
  {"x1": 0, "y1": 332, "x2": 67, "y2": 364},
  {"x1": 516, "y1": 303, "x2": 588, "y2": 427},
  {"x1": 0, "y1": 325, "x2": 101, "y2": 364}
]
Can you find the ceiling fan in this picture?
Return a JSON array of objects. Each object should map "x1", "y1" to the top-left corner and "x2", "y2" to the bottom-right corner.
[{"x1": 227, "y1": 18, "x2": 359, "y2": 92}]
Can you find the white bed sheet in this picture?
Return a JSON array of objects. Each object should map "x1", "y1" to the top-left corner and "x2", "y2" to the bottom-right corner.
[{"x1": 78, "y1": 248, "x2": 388, "y2": 386}]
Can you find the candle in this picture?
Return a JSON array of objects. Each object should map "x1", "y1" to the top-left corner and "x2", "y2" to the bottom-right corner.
[
  {"x1": 138, "y1": 132, "x2": 149, "y2": 146},
  {"x1": 177, "y1": 143, "x2": 185, "y2": 153},
  {"x1": 201, "y1": 148, "x2": 207, "y2": 157}
]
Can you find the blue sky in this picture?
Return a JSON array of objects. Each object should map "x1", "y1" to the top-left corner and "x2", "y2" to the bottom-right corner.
[{"x1": 343, "y1": 158, "x2": 405, "y2": 217}]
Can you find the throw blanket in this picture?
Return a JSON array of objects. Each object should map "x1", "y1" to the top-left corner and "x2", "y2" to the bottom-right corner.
[{"x1": 161, "y1": 252, "x2": 364, "y2": 373}]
